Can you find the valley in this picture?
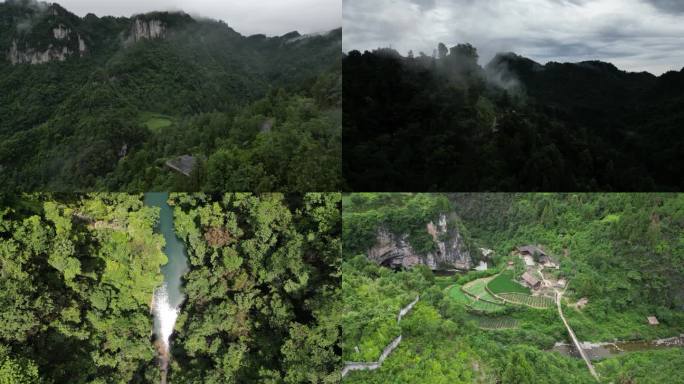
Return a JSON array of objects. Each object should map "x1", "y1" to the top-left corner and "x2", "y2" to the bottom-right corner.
[
  {"x1": 342, "y1": 193, "x2": 684, "y2": 383},
  {"x1": 0, "y1": 192, "x2": 342, "y2": 383},
  {"x1": 0, "y1": 0, "x2": 342, "y2": 191}
]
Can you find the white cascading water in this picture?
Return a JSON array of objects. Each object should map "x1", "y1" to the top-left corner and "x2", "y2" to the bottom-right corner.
[{"x1": 153, "y1": 283, "x2": 179, "y2": 351}]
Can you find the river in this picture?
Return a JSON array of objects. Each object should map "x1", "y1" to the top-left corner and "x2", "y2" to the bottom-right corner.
[
  {"x1": 144, "y1": 192, "x2": 189, "y2": 383},
  {"x1": 552, "y1": 335, "x2": 684, "y2": 360}
]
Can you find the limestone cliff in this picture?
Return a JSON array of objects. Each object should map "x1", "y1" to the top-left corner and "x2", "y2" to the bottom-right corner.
[
  {"x1": 367, "y1": 213, "x2": 472, "y2": 270},
  {"x1": 8, "y1": 39, "x2": 70, "y2": 64},
  {"x1": 7, "y1": 22, "x2": 87, "y2": 65},
  {"x1": 130, "y1": 18, "x2": 166, "y2": 42}
]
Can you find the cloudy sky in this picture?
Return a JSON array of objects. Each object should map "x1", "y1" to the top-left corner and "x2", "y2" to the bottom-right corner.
[
  {"x1": 343, "y1": 0, "x2": 684, "y2": 74},
  {"x1": 48, "y1": 0, "x2": 341, "y2": 36}
]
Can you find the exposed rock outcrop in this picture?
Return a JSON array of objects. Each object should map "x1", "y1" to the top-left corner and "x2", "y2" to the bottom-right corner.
[
  {"x1": 8, "y1": 39, "x2": 71, "y2": 65},
  {"x1": 130, "y1": 18, "x2": 166, "y2": 42},
  {"x1": 367, "y1": 213, "x2": 472, "y2": 270},
  {"x1": 53, "y1": 24, "x2": 70, "y2": 40},
  {"x1": 78, "y1": 34, "x2": 87, "y2": 55}
]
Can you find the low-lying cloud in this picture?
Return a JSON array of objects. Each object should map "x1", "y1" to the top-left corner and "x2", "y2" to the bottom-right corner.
[
  {"x1": 25, "y1": 0, "x2": 341, "y2": 36},
  {"x1": 343, "y1": 0, "x2": 684, "y2": 74}
]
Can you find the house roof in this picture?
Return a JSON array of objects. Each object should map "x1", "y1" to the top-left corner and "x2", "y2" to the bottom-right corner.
[
  {"x1": 521, "y1": 272, "x2": 540, "y2": 286},
  {"x1": 517, "y1": 245, "x2": 546, "y2": 256},
  {"x1": 647, "y1": 316, "x2": 659, "y2": 325},
  {"x1": 540, "y1": 254, "x2": 558, "y2": 264}
]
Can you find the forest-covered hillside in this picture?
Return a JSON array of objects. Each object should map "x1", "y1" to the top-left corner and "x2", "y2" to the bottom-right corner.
[
  {"x1": 342, "y1": 193, "x2": 684, "y2": 383},
  {"x1": 0, "y1": 0, "x2": 342, "y2": 191},
  {"x1": 0, "y1": 193, "x2": 342, "y2": 383},
  {"x1": 343, "y1": 45, "x2": 684, "y2": 191}
]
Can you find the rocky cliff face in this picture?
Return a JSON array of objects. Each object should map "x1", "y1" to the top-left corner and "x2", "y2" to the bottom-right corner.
[
  {"x1": 7, "y1": 22, "x2": 87, "y2": 65},
  {"x1": 130, "y1": 18, "x2": 166, "y2": 42},
  {"x1": 367, "y1": 213, "x2": 472, "y2": 270},
  {"x1": 8, "y1": 39, "x2": 70, "y2": 64}
]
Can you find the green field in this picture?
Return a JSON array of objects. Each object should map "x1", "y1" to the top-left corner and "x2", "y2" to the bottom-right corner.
[
  {"x1": 435, "y1": 275, "x2": 458, "y2": 290},
  {"x1": 141, "y1": 112, "x2": 174, "y2": 133},
  {"x1": 498, "y1": 293, "x2": 554, "y2": 309},
  {"x1": 487, "y1": 270, "x2": 530, "y2": 294},
  {"x1": 468, "y1": 299, "x2": 506, "y2": 313},
  {"x1": 463, "y1": 277, "x2": 503, "y2": 303},
  {"x1": 449, "y1": 284, "x2": 507, "y2": 313},
  {"x1": 448, "y1": 285, "x2": 473, "y2": 304},
  {"x1": 472, "y1": 316, "x2": 518, "y2": 330}
]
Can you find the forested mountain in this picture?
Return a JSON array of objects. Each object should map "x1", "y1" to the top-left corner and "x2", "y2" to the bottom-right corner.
[
  {"x1": 342, "y1": 193, "x2": 684, "y2": 383},
  {"x1": 343, "y1": 45, "x2": 684, "y2": 191},
  {"x1": 0, "y1": 192, "x2": 342, "y2": 383},
  {"x1": 0, "y1": 0, "x2": 342, "y2": 191}
]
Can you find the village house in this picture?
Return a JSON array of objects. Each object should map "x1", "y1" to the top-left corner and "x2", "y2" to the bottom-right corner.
[
  {"x1": 517, "y1": 245, "x2": 560, "y2": 269},
  {"x1": 521, "y1": 271, "x2": 541, "y2": 290},
  {"x1": 647, "y1": 316, "x2": 659, "y2": 326},
  {"x1": 517, "y1": 245, "x2": 546, "y2": 258},
  {"x1": 539, "y1": 254, "x2": 560, "y2": 269}
]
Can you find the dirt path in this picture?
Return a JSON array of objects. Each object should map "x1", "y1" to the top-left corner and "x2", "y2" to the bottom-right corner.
[{"x1": 555, "y1": 289, "x2": 599, "y2": 381}]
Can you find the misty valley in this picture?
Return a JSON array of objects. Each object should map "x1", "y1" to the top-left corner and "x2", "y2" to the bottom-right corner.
[
  {"x1": 343, "y1": 43, "x2": 684, "y2": 191},
  {"x1": 0, "y1": 0, "x2": 342, "y2": 192}
]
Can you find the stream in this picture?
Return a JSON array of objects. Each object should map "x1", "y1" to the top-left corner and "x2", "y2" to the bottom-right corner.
[
  {"x1": 552, "y1": 335, "x2": 684, "y2": 360},
  {"x1": 145, "y1": 192, "x2": 189, "y2": 383}
]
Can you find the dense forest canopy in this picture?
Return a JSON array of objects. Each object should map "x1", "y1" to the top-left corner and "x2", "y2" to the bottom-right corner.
[
  {"x1": 0, "y1": 193, "x2": 166, "y2": 383},
  {"x1": 168, "y1": 193, "x2": 342, "y2": 383},
  {"x1": 0, "y1": 0, "x2": 342, "y2": 191},
  {"x1": 342, "y1": 43, "x2": 684, "y2": 191},
  {"x1": 0, "y1": 192, "x2": 342, "y2": 383},
  {"x1": 341, "y1": 193, "x2": 684, "y2": 383}
]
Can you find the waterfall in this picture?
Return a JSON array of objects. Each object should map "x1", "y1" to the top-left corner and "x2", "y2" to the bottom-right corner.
[{"x1": 153, "y1": 283, "x2": 180, "y2": 351}]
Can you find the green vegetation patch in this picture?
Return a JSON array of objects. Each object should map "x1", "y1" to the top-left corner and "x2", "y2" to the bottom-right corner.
[
  {"x1": 448, "y1": 285, "x2": 473, "y2": 305},
  {"x1": 472, "y1": 316, "x2": 518, "y2": 330},
  {"x1": 596, "y1": 348, "x2": 684, "y2": 384},
  {"x1": 342, "y1": 255, "x2": 433, "y2": 361},
  {"x1": 468, "y1": 299, "x2": 507, "y2": 314},
  {"x1": 462, "y1": 277, "x2": 503, "y2": 304},
  {"x1": 600, "y1": 214, "x2": 621, "y2": 223},
  {"x1": 434, "y1": 275, "x2": 458, "y2": 290},
  {"x1": 141, "y1": 112, "x2": 174, "y2": 133},
  {"x1": 487, "y1": 270, "x2": 530, "y2": 294},
  {"x1": 498, "y1": 293, "x2": 554, "y2": 309}
]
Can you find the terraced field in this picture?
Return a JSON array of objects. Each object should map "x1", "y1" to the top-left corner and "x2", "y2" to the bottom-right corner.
[
  {"x1": 448, "y1": 284, "x2": 507, "y2": 313},
  {"x1": 487, "y1": 270, "x2": 530, "y2": 294},
  {"x1": 468, "y1": 299, "x2": 506, "y2": 313},
  {"x1": 448, "y1": 285, "x2": 473, "y2": 305},
  {"x1": 462, "y1": 277, "x2": 503, "y2": 304},
  {"x1": 472, "y1": 316, "x2": 518, "y2": 330},
  {"x1": 498, "y1": 293, "x2": 554, "y2": 308}
]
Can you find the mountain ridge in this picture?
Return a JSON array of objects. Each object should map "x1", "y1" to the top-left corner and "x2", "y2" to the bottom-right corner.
[{"x1": 0, "y1": 0, "x2": 342, "y2": 191}]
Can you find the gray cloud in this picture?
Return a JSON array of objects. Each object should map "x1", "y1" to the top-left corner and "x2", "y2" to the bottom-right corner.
[
  {"x1": 38, "y1": 0, "x2": 340, "y2": 36},
  {"x1": 343, "y1": 0, "x2": 684, "y2": 74},
  {"x1": 644, "y1": 0, "x2": 684, "y2": 13}
]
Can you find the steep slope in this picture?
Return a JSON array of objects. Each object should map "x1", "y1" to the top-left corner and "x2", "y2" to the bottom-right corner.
[
  {"x1": 343, "y1": 44, "x2": 684, "y2": 191},
  {"x1": 0, "y1": 0, "x2": 342, "y2": 191},
  {"x1": 343, "y1": 193, "x2": 478, "y2": 270}
]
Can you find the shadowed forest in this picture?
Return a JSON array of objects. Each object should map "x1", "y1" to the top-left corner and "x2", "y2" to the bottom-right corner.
[{"x1": 343, "y1": 44, "x2": 684, "y2": 191}]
